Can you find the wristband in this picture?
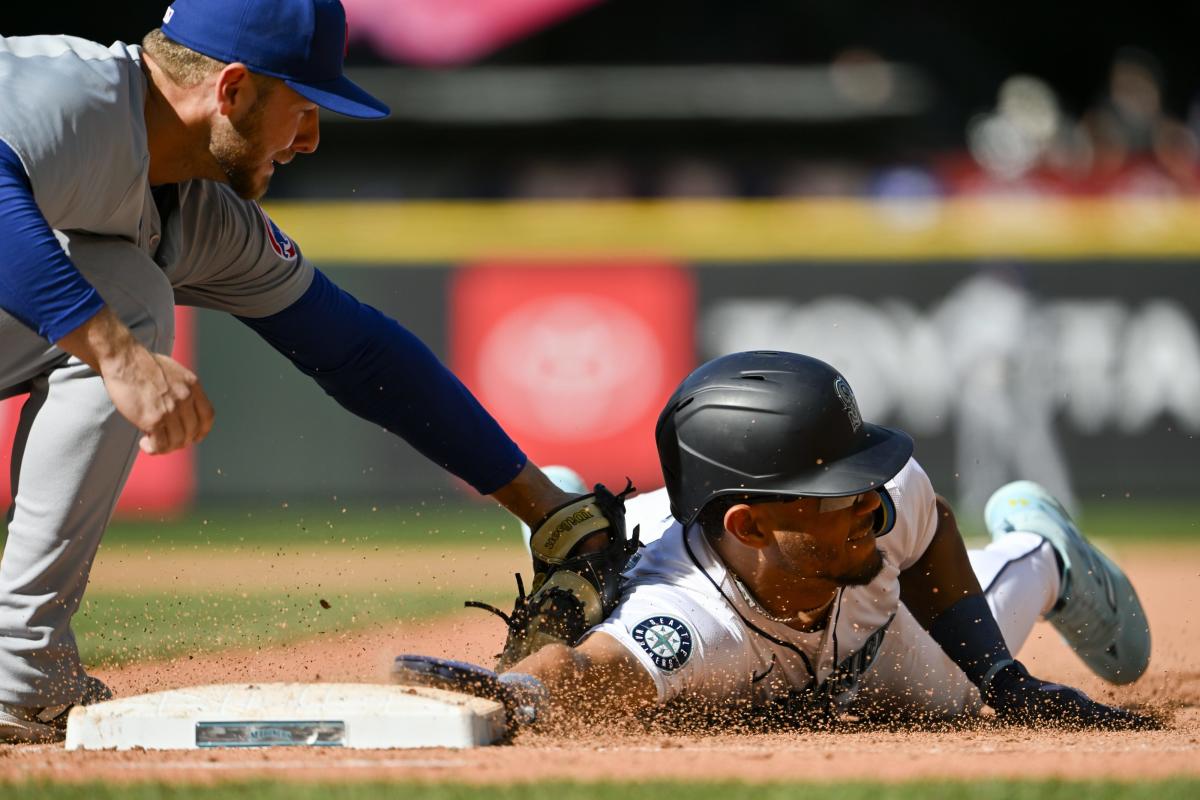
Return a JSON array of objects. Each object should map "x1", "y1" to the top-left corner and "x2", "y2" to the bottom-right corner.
[{"x1": 927, "y1": 593, "x2": 1015, "y2": 689}]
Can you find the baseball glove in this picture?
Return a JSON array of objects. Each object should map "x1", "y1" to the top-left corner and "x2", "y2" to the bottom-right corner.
[{"x1": 469, "y1": 480, "x2": 640, "y2": 670}]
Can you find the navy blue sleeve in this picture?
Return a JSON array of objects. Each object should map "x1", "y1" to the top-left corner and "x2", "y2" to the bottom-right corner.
[
  {"x1": 238, "y1": 269, "x2": 527, "y2": 495},
  {"x1": 928, "y1": 594, "x2": 1015, "y2": 691},
  {"x1": 0, "y1": 139, "x2": 105, "y2": 342}
]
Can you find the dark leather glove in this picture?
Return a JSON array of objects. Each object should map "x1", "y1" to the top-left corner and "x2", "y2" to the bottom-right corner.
[
  {"x1": 983, "y1": 661, "x2": 1158, "y2": 730},
  {"x1": 474, "y1": 481, "x2": 640, "y2": 670}
]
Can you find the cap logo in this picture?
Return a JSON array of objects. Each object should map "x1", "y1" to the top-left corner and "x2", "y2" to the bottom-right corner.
[
  {"x1": 163, "y1": 7, "x2": 174, "y2": 24},
  {"x1": 834, "y1": 377, "x2": 863, "y2": 433}
]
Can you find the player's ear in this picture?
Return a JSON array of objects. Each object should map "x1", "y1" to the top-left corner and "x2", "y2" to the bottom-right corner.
[
  {"x1": 214, "y1": 63, "x2": 257, "y2": 119},
  {"x1": 723, "y1": 504, "x2": 768, "y2": 548}
]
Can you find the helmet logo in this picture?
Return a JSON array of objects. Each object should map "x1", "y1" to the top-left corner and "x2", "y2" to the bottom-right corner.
[{"x1": 834, "y1": 377, "x2": 863, "y2": 433}]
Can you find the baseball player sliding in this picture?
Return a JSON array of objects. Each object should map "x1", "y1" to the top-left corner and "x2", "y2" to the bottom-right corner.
[
  {"x1": 395, "y1": 351, "x2": 1157, "y2": 730},
  {"x1": 0, "y1": 0, "x2": 627, "y2": 743}
]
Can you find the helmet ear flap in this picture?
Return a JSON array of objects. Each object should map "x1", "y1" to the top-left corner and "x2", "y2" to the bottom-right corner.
[{"x1": 872, "y1": 487, "x2": 897, "y2": 536}]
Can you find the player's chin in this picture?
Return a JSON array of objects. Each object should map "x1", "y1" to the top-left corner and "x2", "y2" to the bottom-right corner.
[
  {"x1": 227, "y1": 164, "x2": 274, "y2": 201},
  {"x1": 838, "y1": 546, "x2": 885, "y2": 586},
  {"x1": 233, "y1": 178, "x2": 272, "y2": 201}
]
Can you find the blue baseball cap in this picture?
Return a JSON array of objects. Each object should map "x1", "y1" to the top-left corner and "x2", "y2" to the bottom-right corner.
[{"x1": 160, "y1": 0, "x2": 389, "y2": 119}]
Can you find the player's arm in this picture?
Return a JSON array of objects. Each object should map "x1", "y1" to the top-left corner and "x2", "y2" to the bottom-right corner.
[
  {"x1": 236, "y1": 268, "x2": 631, "y2": 532},
  {"x1": 239, "y1": 264, "x2": 638, "y2": 667},
  {"x1": 898, "y1": 496, "x2": 982, "y2": 627},
  {"x1": 0, "y1": 139, "x2": 212, "y2": 454},
  {"x1": 899, "y1": 496, "x2": 1154, "y2": 729},
  {"x1": 236, "y1": 267, "x2": 551, "y2": 504},
  {"x1": 509, "y1": 633, "x2": 659, "y2": 723},
  {"x1": 392, "y1": 633, "x2": 658, "y2": 731}
]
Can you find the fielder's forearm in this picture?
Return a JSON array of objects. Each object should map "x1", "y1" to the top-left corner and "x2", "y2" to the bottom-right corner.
[
  {"x1": 239, "y1": 269, "x2": 528, "y2": 495},
  {"x1": 490, "y1": 462, "x2": 574, "y2": 528},
  {"x1": 55, "y1": 306, "x2": 142, "y2": 375}
]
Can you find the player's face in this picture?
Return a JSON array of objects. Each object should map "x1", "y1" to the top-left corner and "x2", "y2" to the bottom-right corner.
[
  {"x1": 211, "y1": 81, "x2": 321, "y2": 200},
  {"x1": 749, "y1": 492, "x2": 884, "y2": 586}
]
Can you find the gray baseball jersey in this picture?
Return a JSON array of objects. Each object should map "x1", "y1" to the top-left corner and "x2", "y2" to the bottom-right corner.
[
  {"x1": 0, "y1": 34, "x2": 312, "y2": 317},
  {"x1": 0, "y1": 34, "x2": 311, "y2": 708}
]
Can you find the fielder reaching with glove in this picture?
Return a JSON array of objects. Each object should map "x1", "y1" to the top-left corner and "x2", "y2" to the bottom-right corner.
[
  {"x1": 395, "y1": 351, "x2": 1156, "y2": 731},
  {"x1": 0, "y1": 0, "x2": 624, "y2": 743}
]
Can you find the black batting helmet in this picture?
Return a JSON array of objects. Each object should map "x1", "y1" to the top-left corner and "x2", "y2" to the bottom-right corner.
[{"x1": 655, "y1": 351, "x2": 913, "y2": 531}]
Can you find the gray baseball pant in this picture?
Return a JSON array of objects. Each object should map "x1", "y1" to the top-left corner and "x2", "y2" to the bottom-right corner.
[{"x1": 0, "y1": 234, "x2": 175, "y2": 706}]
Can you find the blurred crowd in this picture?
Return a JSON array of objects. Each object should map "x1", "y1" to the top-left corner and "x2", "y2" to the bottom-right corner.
[
  {"x1": 947, "y1": 48, "x2": 1198, "y2": 197},
  {"x1": 507, "y1": 49, "x2": 1200, "y2": 201}
]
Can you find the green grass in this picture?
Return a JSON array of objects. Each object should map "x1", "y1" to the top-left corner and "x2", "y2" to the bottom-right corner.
[
  {"x1": 99, "y1": 503, "x2": 522, "y2": 549},
  {"x1": 2, "y1": 780, "x2": 1199, "y2": 800},
  {"x1": 0, "y1": 505, "x2": 525, "y2": 665},
  {"x1": 954, "y1": 501, "x2": 1200, "y2": 543},
  {"x1": 75, "y1": 585, "x2": 509, "y2": 666},
  {"x1": 4, "y1": 499, "x2": 1195, "y2": 552},
  {"x1": 1074, "y1": 501, "x2": 1200, "y2": 542},
  {"x1": 3, "y1": 499, "x2": 1197, "y2": 551}
]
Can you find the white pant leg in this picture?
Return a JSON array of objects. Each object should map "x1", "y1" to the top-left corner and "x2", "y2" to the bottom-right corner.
[
  {"x1": 0, "y1": 235, "x2": 175, "y2": 706},
  {"x1": 853, "y1": 603, "x2": 981, "y2": 719},
  {"x1": 969, "y1": 532, "x2": 1060, "y2": 656},
  {"x1": 853, "y1": 532, "x2": 1061, "y2": 720}
]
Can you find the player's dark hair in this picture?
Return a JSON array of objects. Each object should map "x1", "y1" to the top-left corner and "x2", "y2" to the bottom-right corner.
[
  {"x1": 695, "y1": 497, "x2": 733, "y2": 541},
  {"x1": 695, "y1": 493, "x2": 800, "y2": 541}
]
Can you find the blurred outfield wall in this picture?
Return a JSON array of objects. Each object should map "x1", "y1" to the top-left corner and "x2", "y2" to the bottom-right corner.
[{"x1": 2, "y1": 198, "x2": 1198, "y2": 518}]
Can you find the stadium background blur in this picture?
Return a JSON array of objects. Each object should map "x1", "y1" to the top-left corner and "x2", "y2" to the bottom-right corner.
[{"x1": 3, "y1": 0, "x2": 1198, "y2": 529}]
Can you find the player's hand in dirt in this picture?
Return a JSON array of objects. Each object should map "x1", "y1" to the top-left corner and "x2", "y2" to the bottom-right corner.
[
  {"x1": 58, "y1": 307, "x2": 215, "y2": 454},
  {"x1": 391, "y1": 655, "x2": 548, "y2": 732},
  {"x1": 984, "y1": 661, "x2": 1159, "y2": 730}
]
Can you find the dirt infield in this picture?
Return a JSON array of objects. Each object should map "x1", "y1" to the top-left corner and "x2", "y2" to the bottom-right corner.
[
  {"x1": 88, "y1": 544, "x2": 520, "y2": 594},
  {"x1": 1, "y1": 545, "x2": 1197, "y2": 785}
]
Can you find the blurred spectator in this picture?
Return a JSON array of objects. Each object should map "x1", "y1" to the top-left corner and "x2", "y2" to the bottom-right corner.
[
  {"x1": 513, "y1": 159, "x2": 634, "y2": 197},
  {"x1": 656, "y1": 159, "x2": 738, "y2": 198},
  {"x1": 774, "y1": 160, "x2": 871, "y2": 196},
  {"x1": 945, "y1": 48, "x2": 1198, "y2": 198}
]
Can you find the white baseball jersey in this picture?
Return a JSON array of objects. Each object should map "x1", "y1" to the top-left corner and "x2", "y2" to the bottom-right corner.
[{"x1": 590, "y1": 458, "x2": 983, "y2": 717}]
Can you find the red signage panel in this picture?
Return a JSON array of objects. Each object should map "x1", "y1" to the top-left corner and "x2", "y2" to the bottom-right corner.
[
  {"x1": 0, "y1": 308, "x2": 197, "y2": 519},
  {"x1": 451, "y1": 261, "x2": 695, "y2": 493}
]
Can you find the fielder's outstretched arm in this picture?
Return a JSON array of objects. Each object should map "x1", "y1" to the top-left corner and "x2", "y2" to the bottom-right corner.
[
  {"x1": 239, "y1": 268, "x2": 529, "y2": 496},
  {"x1": 238, "y1": 268, "x2": 589, "y2": 527}
]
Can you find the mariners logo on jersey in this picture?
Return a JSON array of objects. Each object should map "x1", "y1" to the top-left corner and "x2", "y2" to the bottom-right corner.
[
  {"x1": 633, "y1": 616, "x2": 693, "y2": 671},
  {"x1": 255, "y1": 205, "x2": 298, "y2": 260}
]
